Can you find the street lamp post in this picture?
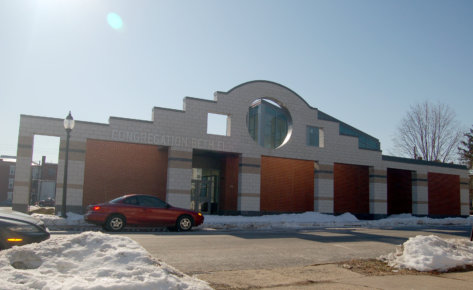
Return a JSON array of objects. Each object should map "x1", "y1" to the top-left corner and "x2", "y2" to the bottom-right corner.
[{"x1": 61, "y1": 111, "x2": 75, "y2": 218}]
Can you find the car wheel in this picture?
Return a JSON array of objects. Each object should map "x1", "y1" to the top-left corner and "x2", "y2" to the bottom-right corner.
[
  {"x1": 105, "y1": 214, "x2": 126, "y2": 232},
  {"x1": 176, "y1": 215, "x2": 193, "y2": 231}
]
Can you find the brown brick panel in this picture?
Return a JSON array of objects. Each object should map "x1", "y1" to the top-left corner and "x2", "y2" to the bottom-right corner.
[
  {"x1": 220, "y1": 155, "x2": 239, "y2": 211},
  {"x1": 82, "y1": 140, "x2": 168, "y2": 207},
  {"x1": 334, "y1": 163, "x2": 369, "y2": 215},
  {"x1": 260, "y1": 156, "x2": 314, "y2": 213},
  {"x1": 387, "y1": 168, "x2": 412, "y2": 215},
  {"x1": 428, "y1": 172, "x2": 460, "y2": 215}
]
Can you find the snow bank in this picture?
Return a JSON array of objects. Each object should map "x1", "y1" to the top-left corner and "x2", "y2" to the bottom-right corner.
[
  {"x1": 203, "y1": 212, "x2": 360, "y2": 230},
  {"x1": 32, "y1": 212, "x2": 90, "y2": 227},
  {"x1": 32, "y1": 211, "x2": 473, "y2": 231},
  {"x1": 0, "y1": 232, "x2": 211, "y2": 290},
  {"x1": 380, "y1": 235, "x2": 473, "y2": 272},
  {"x1": 371, "y1": 214, "x2": 473, "y2": 227},
  {"x1": 203, "y1": 212, "x2": 473, "y2": 230}
]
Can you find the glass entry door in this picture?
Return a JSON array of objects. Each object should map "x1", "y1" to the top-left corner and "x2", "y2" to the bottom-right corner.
[{"x1": 191, "y1": 173, "x2": 219, "y2": 214}]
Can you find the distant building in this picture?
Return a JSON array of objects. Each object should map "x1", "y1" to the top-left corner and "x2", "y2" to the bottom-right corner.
[
  {"x1": 1, "y1": 155, "x2": 57, "y2": 206},
  {"x1": 0, "y1": 156, "x2": 16, "y2": 204},
  {"x1": 11, "y1": 81, "x2": 470, "y2": 217},
  {"x1": 30, "y1": 156, "x2": 58, "y2": 204}
]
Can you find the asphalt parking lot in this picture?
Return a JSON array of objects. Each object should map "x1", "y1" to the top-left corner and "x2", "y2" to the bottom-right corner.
[{"x1": 121, "y1": 225, "x2": 471, "y2": 274}]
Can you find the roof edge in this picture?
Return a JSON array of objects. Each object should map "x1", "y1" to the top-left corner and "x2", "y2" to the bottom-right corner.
[
  {"x1": 216, "y1": 80, "x2": 318, "y2": 111},
  {"x1": 382, "y1": 155, "x2": 468, "y2": 170}
]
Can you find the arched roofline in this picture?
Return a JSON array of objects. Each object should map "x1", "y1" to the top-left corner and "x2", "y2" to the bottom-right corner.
[{"x1": 216, "y1": 80, "x2": 318, "y2": 111}]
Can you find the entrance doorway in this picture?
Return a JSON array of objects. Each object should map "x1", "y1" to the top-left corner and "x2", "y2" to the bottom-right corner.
[{"x1": 191, "y1": 150, "x2": 239, "y2": 215}]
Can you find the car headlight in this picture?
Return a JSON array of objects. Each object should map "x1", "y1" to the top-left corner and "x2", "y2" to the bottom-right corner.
[{"x1": 7, "y1": 224, "x2": 41, "y2": 233}]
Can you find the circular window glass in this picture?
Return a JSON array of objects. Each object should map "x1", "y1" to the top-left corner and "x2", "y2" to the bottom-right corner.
[{"x1": 247, "y1": 98, "x2": 292, "y2": 149}]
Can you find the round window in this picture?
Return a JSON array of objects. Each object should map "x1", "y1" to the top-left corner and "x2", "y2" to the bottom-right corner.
[{"x1": 247, "y1": 98, "x2": 292, "y2": 149}]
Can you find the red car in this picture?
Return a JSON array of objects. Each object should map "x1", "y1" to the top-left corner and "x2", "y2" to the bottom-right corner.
[{"x1": 84, "y1": 194, "x2": 204, "y2": 232}]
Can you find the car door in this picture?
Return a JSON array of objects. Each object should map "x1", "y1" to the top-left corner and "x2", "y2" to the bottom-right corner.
[
  {"x1": 121, "y1": 196, "x2": 144, "y2": 225},
  {"x1": 137, "y1": 196, "x2": 177, "y2": 226}
]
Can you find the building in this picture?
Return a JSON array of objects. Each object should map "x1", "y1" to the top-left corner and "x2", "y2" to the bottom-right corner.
[
  {"x1": 12, "y1": 81, "x2": 469, "y2": 217},
  {"x1": 30, "y1": 156, "x2": 58, "y2": 205},
  {"x1": 1, "y1": 155, "x2": 58, "y2": 206},
  {"x1": 0, "y1": 156, "x2": 16, "y2": 204}
]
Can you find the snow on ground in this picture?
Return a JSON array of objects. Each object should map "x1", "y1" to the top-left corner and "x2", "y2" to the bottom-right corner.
[
  {"x1": 203, "y1": 212, "x2": 473, "y2": 230},
  {"x1": 0, "y1": 232, "x2": 211, "y2": 290},
  {"x1": 380, "y1": 235, "x2": 473, "y2": 272},
  {"x1": 32, "y1": 212, "x2": 90, "y2": 227},
  {"x1": 24, "y1": 211, "x2": 473, "y2": 275},
  {"x1": 32, "y1": 211, "x2": 473, "y2": 231},
  {"x1": 201, "y1": 212, "x2": 360, "y2": 230}
]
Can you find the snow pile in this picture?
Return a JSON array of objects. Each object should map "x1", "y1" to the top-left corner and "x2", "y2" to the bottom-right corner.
[
  {"x1": 380, "y1": 235, "x2": 473, "y2": 272},
  {"x1": 32, "y1": 212, "x2": 90, "y2": 227},
  {"x1": 371, "y1": 214, "x2": 473, "y2": 227},
  {"x1": 199, "y1": 212, "x2": 359, "y2": 230},
  {"x1": 203, "y1": 212, "x2": 473, "y2": 230},
  {"x1": 0, "y1": 232, "x2": 211, "y2": 290},
  {"x1": 32, "y1": 211, "x2": 473, "y2": 231}
]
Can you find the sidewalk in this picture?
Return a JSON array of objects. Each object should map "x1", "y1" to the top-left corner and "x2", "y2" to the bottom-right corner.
[{"x1": 197, "y1": 263, "x2": 473, "y2": 289}]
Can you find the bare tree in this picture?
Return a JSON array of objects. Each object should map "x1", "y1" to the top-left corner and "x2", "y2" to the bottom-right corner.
[
  {"x1": 393, "y1": 101, "x2": 462, "y2": 163},
  {"x1": 458, "y1": 126, "x2": 473, "y2": 168}
]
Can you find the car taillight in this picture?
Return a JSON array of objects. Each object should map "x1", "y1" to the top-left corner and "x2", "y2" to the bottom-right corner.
[{"x1": 93, "y1": 206, "x2": 101, "y2": 211}]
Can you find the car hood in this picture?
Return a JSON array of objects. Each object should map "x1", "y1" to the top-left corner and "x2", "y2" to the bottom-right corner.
[{"x1": 0, "y1": 208, "x2": 44, "y2": 226}]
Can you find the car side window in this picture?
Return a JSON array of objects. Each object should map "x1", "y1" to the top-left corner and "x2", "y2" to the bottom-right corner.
[
  {"x1": 138, "y1": 196, "x2": 167, "y2": 208},
  {"x1": 123, "y1": 196, "x2": 139, "y2": 205},
  {"x1": 153, "y1": 197, "x2": 168, "y2": 208}
]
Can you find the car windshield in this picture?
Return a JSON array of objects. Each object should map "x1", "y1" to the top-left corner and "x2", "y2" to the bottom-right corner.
[{"x1": 109, "y1": 196, "x2": 125, "y2": 204}]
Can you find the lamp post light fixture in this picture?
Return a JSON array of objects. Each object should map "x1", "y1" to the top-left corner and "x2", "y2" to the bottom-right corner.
[{"x1": 61, "y1": 111, "x2": 75, "y2": 218}]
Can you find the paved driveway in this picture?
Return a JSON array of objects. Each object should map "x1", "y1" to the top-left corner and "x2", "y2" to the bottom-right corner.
[{"x1": 122, "y1": 226, "x2": 470, "y2": 275}]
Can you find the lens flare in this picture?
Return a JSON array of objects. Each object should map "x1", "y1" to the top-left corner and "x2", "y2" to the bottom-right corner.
[{"x1": 107, "y1": 12, "x2": 123, "y2": 30}]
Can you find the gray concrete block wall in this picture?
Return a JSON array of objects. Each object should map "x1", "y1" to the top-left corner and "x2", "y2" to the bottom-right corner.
[
  {"x1": 412, "y1": 172, "x2": 429, "y2": 215},
  {"x1": 238, "y1": 155, "x2": 261, "y2": 212},
  {"x1": 12, "y1": 128, "x2": 34, "y2": 212},
  {"x1": 369, "y1": 168, "x2": 388, "y2": 215},
  {"x1": 166, "y1": 148, "x2": 192, "y2": 209},
  {"x1": 460, "y1": 177, "x2": 470, "y2": 216},
  {"x1": 314, "y1": 163, "x2": 334, "y2": 214}
]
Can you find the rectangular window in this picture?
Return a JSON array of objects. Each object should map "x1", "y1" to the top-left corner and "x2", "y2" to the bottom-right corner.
[
  {"x1": 207, "y1": 113, "x2": 230, "y2": 136},
  {"x1": 9, "y1": 165, "x2": 15, "y2": 176},
  {"x1": 339, "y1": 123, "x2": 380, "y2": 151},
  {"x1": 307, "y1": 126, "x2": 320, "y2": 147}
]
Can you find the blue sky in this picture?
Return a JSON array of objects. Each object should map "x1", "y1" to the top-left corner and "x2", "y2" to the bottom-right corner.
[{"x1": 1, "y1": 0, "x2": 472, "y2": 163}]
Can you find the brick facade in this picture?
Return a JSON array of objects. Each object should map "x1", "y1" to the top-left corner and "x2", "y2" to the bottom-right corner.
[
  {"x1": 428, "y1": 172, "x2": 460, "y2": 216},
  {"x1": 334, "y1": 163, "x2": 370, "y2": 215},
  {"x1": 220, "y1": 155, "x2": 239, "y2": 212},
  {"x1": 82, "y1": 139, "x2": 168, "y2": 208},
  {"x1": 260, "y1": 156, "x2": 314, "y2": 213}
]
